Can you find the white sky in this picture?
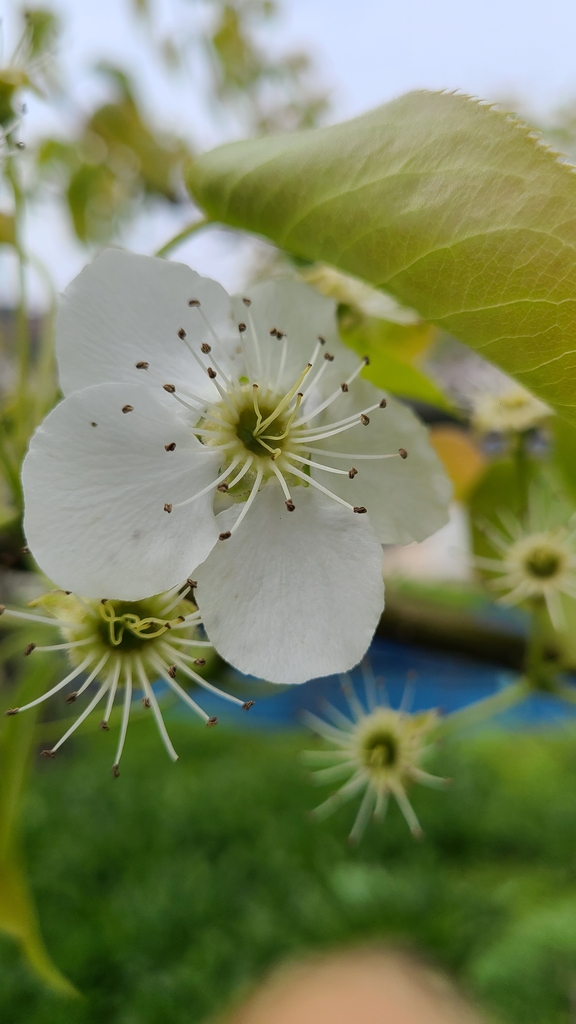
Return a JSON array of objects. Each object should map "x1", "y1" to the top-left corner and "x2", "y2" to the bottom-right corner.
[{"x1": 3, "y1": 0, "x2": 576, "y2": 304}]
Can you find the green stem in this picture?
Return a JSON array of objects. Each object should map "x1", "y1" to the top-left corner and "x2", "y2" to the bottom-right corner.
[
  {"x1": 437, "y1": 678, "x2": 530, "y2": 735},
  {"x1": 525, "y1": 597, "x2": 558, "y2": 692},
  {"x1": 4, "y1": 158, "x2": 30, "y2": 448},
  {"x1": 513, "y1": 431, "x2": 530, "y2": 517},
  {"x1": 154, "y1": 216, "x2": 212, "y2": 258}
]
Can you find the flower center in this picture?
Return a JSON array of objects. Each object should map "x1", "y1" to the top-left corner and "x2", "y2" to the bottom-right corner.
[
  {"x1": 97, "y1": 599, "x2": 179, "y2": 651},
  {"x1": 362, "y1": 729, "x2": 399, "y2": 770},
  {"x1": 524, "y1": 545, "x2": 563, "y2": 579}
]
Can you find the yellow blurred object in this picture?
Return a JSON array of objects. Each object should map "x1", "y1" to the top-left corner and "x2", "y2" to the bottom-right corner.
[
  {"x1": 430, "y1": 427, "x2": 486, "y2": 500},
  {"x1": 226, "y1": 949, "x2": 484, "y2": 1024}
]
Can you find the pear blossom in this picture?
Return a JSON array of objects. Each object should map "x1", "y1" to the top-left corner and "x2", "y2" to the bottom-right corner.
[
  {"x1": 22, "y1": 250, "x2": 450, "y2": 684},
  {"x1": 304, "y1": 670, "x2": 446, "y2": 843},
  {"x1": 472, "y1": 385, "x2": 551, "y2": 435},
  {"x1": 476, "y1": 509, "x2": 576, "y2": 630},
  {"x1": 1, "y1": 581, "x2": 254, "y2": 772}
]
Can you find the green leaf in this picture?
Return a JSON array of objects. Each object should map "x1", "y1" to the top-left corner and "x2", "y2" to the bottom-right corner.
[
  {"x1": 339, "y1": 315, "x2": 452, "y2": 409},
  {"x1": 0, "y1": 655, "x2": 78, "y2": 996},
  {"x1": 188, "y1": 90, "x2": 576, "y2": 424}
]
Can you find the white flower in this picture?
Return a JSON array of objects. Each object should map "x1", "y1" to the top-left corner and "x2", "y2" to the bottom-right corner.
[
  {"x1": 304, "y1": 673, "x2": 446, "y2": 843},
  {"x1": 472, "y1": 386, "x2": 551, "y2": 434},
  {"x1": 477, "y1": 507, "x2": 576, "y2": 629},
  {"x1": 22, "y1": 250, "x2": 450, "y2": 684},
  {"x1": 300, "y1": 264, "x2": 420, "y2": 324},
  {"x1": 1, "y1": 582, "x2": 254, "y2": 773}
]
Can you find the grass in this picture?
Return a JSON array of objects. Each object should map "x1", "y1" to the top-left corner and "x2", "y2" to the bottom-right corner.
[{"x1": 2, "y1": 716, "x2": 576, "y2": 1023}]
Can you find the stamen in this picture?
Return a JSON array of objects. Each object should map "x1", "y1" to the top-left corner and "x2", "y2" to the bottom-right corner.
[
  {"x1": 255, "y1": 365, "x2": 312, "y2": 434},
  {"x1": 273, "y1": 333, "x2": 289, "y2": 393},
  {"x1": 298, "y1": 358, "x2": 329, "y2": 403},
  {"x1": 224, "y1": 467, "x2": 264, "y2": 537},
  {"x1": 48, "y1": 677, "x2": 112, "y2": 755},
  {"x1": 260, "y1": 393, "x2": 303, "y2": 442},
  {"x1": 349, "y1": 786, "x2": 376, "y2": 845},
  {"x1": 226, "y1": 457, "x2": 254, "y2": 490},
  {"x1": 294, "y1": 402, "x2": 383, "y2": 436},
  {"x1": 30, "y1": 637, "x2": 94, "y2": 653},
  {"x1": 150, "y1": 655, "x2": 213, "y2": 723},
  {"x1": 135, "y1": 656, "x2": 179, "y2": 762},
  {"x1": 14, "y1": 655, "x2": 94, "y2": 713},
  {"x1": 395, "y1": 789, "x2": 423, "y2": 839},
  {"x1": 173, "y1": 456, "x2": 242, "y2": 509},
  {"x1": 160, "y1": 586, "x2": 192, "y2": 616},
  {"x1": 304, "y1": 448, "x2": 403, "y2": 460},
  {"x1": 113, "y1": 664, "x2": 133, "y2": 775},
  {"x1": 243, "y1": 306, "x2": 264, "y2": 381},
  {"x1": 284, "y1": 452, "x2": 356, "y2": 476},
  {"x1": 189, "y1": 302, "x2": 228, "y2": 359},
  {"x1": 294, "y1": 358, "x2": 369, "y2": 425},
  {"x1": 270, "y1": 463, "x2": 295, "y2": 509},
  {"x1": 284, "y1": 464, "x2": 360, "y2": 512},
  {"x1": 0, "y1": 608, "x2": 80, "y2": 627},
  {"x1": 72, "y1": 652, "x2": 110, "y2": 701},
  {"x1": 100, "y1": 658, "x2": 122, "y2": 728},
  {"x1": 157, "y1": 647, "x2": 248, "y2": 708},
  {"x1": 252, "y1": 384, "x2": 263, "y2": 431},
  {"x1": 180, "y1": 338, "x2": 237, "y2": 413},
  {"x1": 169, "y1": 637, "x2": 213, "y2": 647}
]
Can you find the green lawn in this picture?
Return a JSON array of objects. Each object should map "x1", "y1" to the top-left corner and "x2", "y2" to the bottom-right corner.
[{"x1": 3, "y1": 718, "x2": 576, "y2": 1023}]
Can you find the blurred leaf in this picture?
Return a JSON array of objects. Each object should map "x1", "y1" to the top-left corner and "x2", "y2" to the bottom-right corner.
[
  {"x1": 429, "y1": 427, "x2": 486, "y2": 500},
  {"x1": 188, "y1": 90, "x2": 576, "y2": 424},
  {"x1": 0, "y1": 213, "x2": 16, "y2": 246},
  {"x1": 340, "y1": 314, "x2": 452, "y2": 409},
  {"x1": 0, "y1": 655, "x2": 77, "y2": 996}
]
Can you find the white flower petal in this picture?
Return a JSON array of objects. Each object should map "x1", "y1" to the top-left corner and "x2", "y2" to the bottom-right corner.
[
  {"x1": 195, "y1": 479, "x2": 384, "y2": 685},
  {"x1": 308, "y1": 381, "x2": 451, "y2": 544},
  {"x1": 232, "y1": 279, "x2": 341, "y2": 392},
  {"x1": 56, "y1": 249, "x2": 240, "y2": 399},
  {"x1": 23, "y1": 383, "x2": 221, "y2": 598}
]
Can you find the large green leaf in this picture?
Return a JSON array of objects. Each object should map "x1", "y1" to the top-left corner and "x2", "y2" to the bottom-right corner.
[{"x1": 188, "y1": 90, "x2": 576, "y2": 423}]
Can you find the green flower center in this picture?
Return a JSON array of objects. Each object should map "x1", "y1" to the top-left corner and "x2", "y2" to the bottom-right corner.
[
  {"x1": 97, "y1": 599, "x2": 181, "y2": 652},
  {"x1": 234, "y1": 403, "x2": 290, "y2": 458},
  {"x1": 362, "y1": 730, "x2": 399, "y2": 770},
  {"x1": 524, "y1": 546, "x2": 562, "y2": 580}
]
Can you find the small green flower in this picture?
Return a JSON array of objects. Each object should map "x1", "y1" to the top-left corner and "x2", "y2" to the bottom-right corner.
[
  {"x1": 1, "y1": 582, "x2": 253, "y2": 774},
  {"x1": 304, "y1": 674, "x2": 446, "y2": 844},
  {"x1": 472, "y1": 386, "x2": 551, "y2": 435}
]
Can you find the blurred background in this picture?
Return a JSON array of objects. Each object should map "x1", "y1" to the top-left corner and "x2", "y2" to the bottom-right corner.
[{"x1": 3, "y1": 1, "x2": 576, "y2": 1021}]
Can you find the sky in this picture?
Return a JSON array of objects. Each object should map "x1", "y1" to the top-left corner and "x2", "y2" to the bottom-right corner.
[{"x1": 3, "y1": 0, "x2": 576, "y2": 303}]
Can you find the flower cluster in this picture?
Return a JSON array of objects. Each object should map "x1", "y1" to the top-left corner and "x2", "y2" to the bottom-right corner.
[
  {"x1": 21, "y1": 250, "x2": 450, "y2": 684},
  {"x1": 472, "y1": 385, "x2": 551, "y2": 435}
]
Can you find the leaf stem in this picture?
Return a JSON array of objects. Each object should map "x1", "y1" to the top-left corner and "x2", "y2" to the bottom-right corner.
[{"x1": 154, "y1": 216, "x2": 212, "y2": 258}]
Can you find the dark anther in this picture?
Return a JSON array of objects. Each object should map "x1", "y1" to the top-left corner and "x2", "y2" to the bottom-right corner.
[
  {"x1": 353, "y1": 506, "x2": 368, "y2": 514},
  {"x1": 16, "y1": 141, "x2": 25, "y2": 150},
  {"x1": 122, "y1": 404, "x2": 134, "y2": 414},
  {"x1": 348, "y1": 467, "x2": 358, "y2": 479},
  {"x1": 24, "y1": 642, "x2": 36, "y2": 656},
  {"x1": 91, "y1": 422, "x2": 98, "y2": 427},
  {"x1": 219, "y1": 531, "x2": 232, "y2": 541},
  {"x1": 238, "y1": 323, "x2": 247, "y2": 333},
  {"x1": 21, "y1": 546, "x2": 30, "y2": 554},
  {"x1": 363, "y1": 356, "x2": 370, "y2": 366},
  {"x1": 163, "y1": 383, "x2": 176, "y2": 393},
  {"x1": 186, "y1": 579, "x2": 197, "y2": 589},
  {"x1": 379, "y1": 398, "x2": 387, "y2": 408},
  {"x1": 164, "y1": 622, "x2": 172, "y2": 629},
  {"x1": 176, "y1": 615, "x2": 185, "y2": 622},
  {"x1": 41, "y1": 749, "x2": 55, "y2": 758},
  {"x1": 101, "y1": 598, "x2": 109, "y2": 604},
  {"x1": 177, "y1": 328, "x2": 186, "y2": 339},
  {"x1": 5, "y1": 708, "x2": 19, "y2": 716},
  {"x1": 207, "y1": 367, "x2": 217, "y2": 379},
  {"x1": 243, "y1": 297, "x2": 252, "y2": 307},
  {"x1": 318, "y1": 335, "x2": 325, "y2": 344},
  {"x1": 324, "y1": 352, "x2": 334, "y2": 361},
  {"x1": 65, "y1": 591, "x2": 72, "y2": 595},
  {"x1": 360, "y1": 414, "x2": 370, "y2": 425},
  {"x1": 112, "y1": 764, "x2": 120, "y2": 778},
  {"x1": 66, "y1": 691, "x2": 78, "y2": 704},
  {"x1": 269, "y1": 327, "x2": 277, "y2": 336},
  {"x1": 142, "y1": 697, "x2": 151, "y2": 708},
  {"x1": 194, "y1": 658, "x2": 206, "y2": 666},
  {"x1": 99, "y1": 720, "x2": 110, "y2": 731},
  {"x1": 341, "y1": 382, "x2": 349, "y2": 392},
  {"x1": 136, "y1": 361, "x2": 149, "y2": 369},
  {"x1": 276, "y1": 331, "x2": 285, "y2": 339},
  {"x1": 168, "y1": 665, "x2": 177, "y2": 679},
  {"x1": 285, "y1": 500, "x2": 295, "y2": 511},
  {"x1": 188, "y1": 299, "x2": 201, "y2": 307},
  {"x1": 201, "y1": 342, "x2": 211, "y2": 354},
  {"x1": 206, "y1": 716, "x2": 218, "y2": 727},
  {"x1": 398, "y1": 448, "x2": 408, "y2": 459},
  {"x1": 164, "y1": 503, "x2": 173, "y2": 513},
  {"x1": 164, "y1": 442, "x2": 177, "y2": 452},
  {"x1": 217, "y1": 482, "x2": 229, "y2": 492},
  {"x1": 242, "y1": 701, "x2": 255, "y2": 711}
]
